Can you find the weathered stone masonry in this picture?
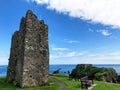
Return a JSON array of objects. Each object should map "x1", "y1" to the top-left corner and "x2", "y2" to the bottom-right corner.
[{"x1": 6, "y1": 10, "x2": 49, "y2": 87}]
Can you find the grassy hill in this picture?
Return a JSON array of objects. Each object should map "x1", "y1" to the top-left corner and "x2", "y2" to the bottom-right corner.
[{"x1": 0, "y1": 74, "x2": 120, "y2": 90}]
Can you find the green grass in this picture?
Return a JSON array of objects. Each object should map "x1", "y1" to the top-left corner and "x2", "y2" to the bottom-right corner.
[
  {"x1": 1, "y1": 75, "x2": 120, "y2": 90},
  {"x1": 53, "y1": 74, "x2": 80, "y2": 90},
  {"x1": 93, "y1": 81, "x2": 120, "y2": 90},
  {"x1": 54, "y1": 74, "x2": 120, "y2": 90},
  {"x1": 0, "y1": 77, "x2": 59, "y2": 90}
]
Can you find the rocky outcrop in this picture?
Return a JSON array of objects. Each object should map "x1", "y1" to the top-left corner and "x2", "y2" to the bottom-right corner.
[
  {"x1": 95, "y1": 68, "x2": 118, "y2": 83},
  {"x1": 71, "y1": 64, "x2": 118, "y2": 83},
  {"x1": 117, "y1": 75, "x2": 120, "y2": 83},
  {"x1": 6, "y1": 10, "x2": 49, "y2": 87}
]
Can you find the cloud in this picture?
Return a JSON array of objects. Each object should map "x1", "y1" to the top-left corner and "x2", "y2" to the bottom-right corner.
[
  {"x1": 50, "y1": 44, "x2": 69, "y2": 51},
  {"x1": 108, "y1": 52, "x2": 120, "y2": 56},
  {"x1": 50, "y1": 50, "x2": 89, "y2": 60},
  {"x1": 50, "y1": 52, "x2": 77, "y2": 59},
  {"x1": 0, "y1": 57, "x2": 8, "y2": 65},
  {"x1": 0, "y1": 51, "x2": 9, "y2": 65},
  {"x1": 89, "y1": 29, "x2": 94, "y2": 32},
  {"x1": 50, "y1": 51, "x2": 120, "y2": 64},
  {"x1": 64, "y1": 39, "x2": 79, "y2": 43},
  {"x1": 50, "y1": 53, "x2": 120, "y2": 64},
  {"x1": 50, "y1": 51, "x2": 78, "y2": 60},
  {"x1": 97, "y1": 30, "x2": 112, "y2": 36},
  {"x1": 66, "y1": 52, "x2": 77, "y2": 57},
  {"x1": 52, "y1": 47, "x2": 69, "y2": 51},
  {"x1": 50, "y1": 54, "x2": 60, "y2": 59},
  {"x1": 28, "y1": 0, "x2": 120, "y2": 28},
  {"x1": 89, "y1": 28, "x2": 112, "y2": 36},
  {"x1": 33, "y1": 0, "x2": 49, "y2": 4}
]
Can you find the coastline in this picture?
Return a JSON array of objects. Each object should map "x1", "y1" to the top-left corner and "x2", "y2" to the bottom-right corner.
[{"x1": 0, "y1": 64, "x2": 120, "y2": 76}]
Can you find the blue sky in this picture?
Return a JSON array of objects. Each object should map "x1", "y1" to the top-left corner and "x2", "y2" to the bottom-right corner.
[{"x1": 1, "y1": 0, "x2": 120, "y2": 65}]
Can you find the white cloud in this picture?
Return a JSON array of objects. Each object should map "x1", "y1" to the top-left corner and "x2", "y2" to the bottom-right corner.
[
  {"x1": 50, "y1": 51, "x2": 77, "y2": 59},
  {"x1": 78, "y1": 53, "x2": 84, "y2": 56},
  {"x1": 52, "y1": 47, "x2": 69, "y2": 51},
  {"x1": 0, "y1": 51, "x2": 9, "y2": 65},
  {"x1": 66, "y1": 52, "x2": 76, "y2": 57},
  {"x1": 89, "y1": 29, "x2": 94, "y2": 32},
  {"x1": 108, "y1": 52, "x2": 120, "y2": 56},
  {"x1": 97, "y1": 30, "x2": 112, "y2": 36},
  {"x1": 50, "y1": 50, "x2": 90, "y2": 61},
  {"x1": 50, "y1": 44, "x2": 69, "y2": 51},
  {"x1": 50, "y1": 54, "x2": 60, "y2": 59},
  {"x1": 29, "y1": 0, "x2": 120, "y2": 28},
  {"x1": 68, "y1": 40, "x2": 78, "y2": 43},
  {"x1": 32, "y1": 0, "x2": 49, "y2": 4},
  {"x1": 0, "y1": 58, "x2": 8, "y2": 65},
  {"x1": 50, "y1": 51, "x2": 120, "y2": 64},
  {"x1": 64, "y1": 39, "x2": 79, "y2": 43},
  {"x1": 50, "y1": 53, "x2": 120, "y2": 64}
]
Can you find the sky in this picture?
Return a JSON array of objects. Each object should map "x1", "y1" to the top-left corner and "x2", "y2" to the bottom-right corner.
[{"x1": 0, "y1": 0, "x2": 120, "y2": 65}]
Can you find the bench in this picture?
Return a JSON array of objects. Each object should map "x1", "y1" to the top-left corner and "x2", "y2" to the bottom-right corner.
[{"x1": 80, "y1": 76, "x2": 93, "y2": 89}]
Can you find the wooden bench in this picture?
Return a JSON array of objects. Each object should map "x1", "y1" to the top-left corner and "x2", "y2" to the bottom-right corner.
[{"x1": 80, "y1": 76, "x2": 93, "y2": 89}]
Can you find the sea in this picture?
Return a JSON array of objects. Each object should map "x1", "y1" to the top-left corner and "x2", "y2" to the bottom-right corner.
[{"x1": 0, "y1": 64, "x2": 120, "y2": 76}]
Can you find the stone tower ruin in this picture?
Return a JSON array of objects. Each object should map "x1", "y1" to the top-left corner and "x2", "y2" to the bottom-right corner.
[{"x1": 6, "y1": 10, "x2": 49, "y2": 87}]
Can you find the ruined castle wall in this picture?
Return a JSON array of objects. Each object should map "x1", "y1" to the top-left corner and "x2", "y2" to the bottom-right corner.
[
  {"x1": 6, "y1": 29, "x2": 26, "y2": 86},
  {"x1": 6, "y1": 10, "x2": 49, "y2": 87},
  {"x1": 6, "y1": 31, "x2": 19, "y2": 82},
  {"x1": 22, "y1": 30, "x2": 48, "y2": 86},
  {"x1": 21, "y1": 12, "x2": 49, "y2": 87},
  {"x1": 15, "y1": 29, "x2": 26, "y2": 86}
]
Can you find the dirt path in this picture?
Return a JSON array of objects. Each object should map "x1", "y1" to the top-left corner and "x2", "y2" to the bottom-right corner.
[{"x1": 50, "y1": 77, "x2": 67, "y2": 90}]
